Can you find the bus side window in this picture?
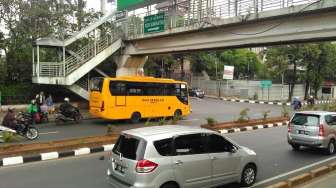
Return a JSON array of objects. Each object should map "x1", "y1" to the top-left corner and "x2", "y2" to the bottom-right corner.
[{"x1": 110, "y1": 81, "x2": 126, "y2": 96}]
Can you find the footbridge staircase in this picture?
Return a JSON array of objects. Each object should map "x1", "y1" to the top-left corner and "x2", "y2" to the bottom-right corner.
[{"x1": 32, "y1": 12, "x2": 123, "y2": 100}]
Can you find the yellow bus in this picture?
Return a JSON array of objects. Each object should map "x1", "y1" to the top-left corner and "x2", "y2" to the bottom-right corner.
[{"x1": 89, "y1": 76, "x2": 191, "y2": 123}]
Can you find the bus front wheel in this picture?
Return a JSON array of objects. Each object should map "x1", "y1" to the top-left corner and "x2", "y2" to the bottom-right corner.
[
  {"x1": 130, "y1": 112, "x2": 141, "y2": 124},
  {"x1": 174, "y1": 110, "x2": 182, "y2": 118}
]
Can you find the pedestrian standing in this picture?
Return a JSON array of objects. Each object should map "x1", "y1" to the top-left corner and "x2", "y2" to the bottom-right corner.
[
  {"x1": 46, "y1": 94, "x2": 55, "y2": 114},
  {"x1": 28, "y1": 99, "x2": 38, "y2": 126},
  {"x1": 35, "y1": 91, "x2": 45, "y2": 112}
]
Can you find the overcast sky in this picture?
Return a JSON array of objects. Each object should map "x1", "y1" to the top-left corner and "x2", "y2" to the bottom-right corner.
[{"x1": 86, "y1": 0, "x2": 115, "y2": 12}]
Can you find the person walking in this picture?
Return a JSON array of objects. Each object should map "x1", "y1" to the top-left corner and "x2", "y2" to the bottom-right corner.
[
  {"x1": 46, "y1": 94, "x2": 55, "y2": 114},
  {"x1": 28, "y1": 99, "x2": 38, "y2": 126},
  {"x1": 2, "y1": 108, "x2": 17, "y2": 130}
]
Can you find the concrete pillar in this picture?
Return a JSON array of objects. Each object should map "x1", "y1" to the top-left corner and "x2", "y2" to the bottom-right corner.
[
  {"x1": 114, "y1": 55, "x2": 147, "y2": 77},
  {"x1": 100, "y1": 0, "x2": 106, "y2": 15}
]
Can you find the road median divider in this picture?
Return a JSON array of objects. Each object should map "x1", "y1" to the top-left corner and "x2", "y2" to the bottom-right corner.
[
  {"x1": 0, "y1": 134, "x2": 119, "y2": 167},
  {"x1": 266, "y1": 162, "x2": 336, "y2": 188},
  {"x1": 201, "y1": 117, "x2": 289, "y2": 134}
]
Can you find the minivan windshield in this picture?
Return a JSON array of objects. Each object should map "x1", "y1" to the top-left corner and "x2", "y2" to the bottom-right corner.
[
  {"x1": 291, "y1": 113, "x2": 320, "y2": 127},
  {"x1": 112, "y1": 135, "x2": 145, "y2": 160}
]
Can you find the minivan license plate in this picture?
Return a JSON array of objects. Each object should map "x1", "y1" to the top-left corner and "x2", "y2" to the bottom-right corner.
[
  {"x1": 298, "y1": 130, "x2": 309, "y2": 135},
  {"x1": 115, "y1": 163, "x2": 125, "y2": 174}
]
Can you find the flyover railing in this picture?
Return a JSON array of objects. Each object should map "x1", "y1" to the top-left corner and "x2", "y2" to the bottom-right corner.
[{"x1": 123, "y1": 0, "x2": 320, "y2": 39}]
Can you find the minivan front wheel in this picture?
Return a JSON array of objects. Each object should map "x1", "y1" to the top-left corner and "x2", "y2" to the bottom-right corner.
[
  {"x1": 326, "y1": 140, "x2": 335, "y2": 155},
  {"x1": 291, "y1": 144, "x2": 301, "y2": 151},
  {"x1": 241, "y1": 164, "x2": 257, "y2": 187}
]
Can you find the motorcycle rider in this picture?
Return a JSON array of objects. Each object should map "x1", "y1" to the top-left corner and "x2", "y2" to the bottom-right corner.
[
  {"x1": 28, "y1": 99, "x2": 38, "y2": 126},
  {"x1": 292, "y1": 97, "x2": 302, "y2": 111},
  {"x1": 2, "y1": 108, "x2": 18, "y2": 131},
  {"x1": 60, "y1": 97, "x2": 75, "y2": 117}
]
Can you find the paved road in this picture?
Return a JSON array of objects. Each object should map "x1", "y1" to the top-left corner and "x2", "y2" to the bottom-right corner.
[
  {"x1": 13, "y1": 98, "x2": 286, "y2": 143},
  {"x1": 1, "y1": 126, "x2": 334, "y2": 188}
]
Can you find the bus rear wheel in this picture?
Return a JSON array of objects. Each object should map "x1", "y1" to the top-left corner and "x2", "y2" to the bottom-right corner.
[{"x1": 130, "y1": 112, "x2": 141, "y2": 124}]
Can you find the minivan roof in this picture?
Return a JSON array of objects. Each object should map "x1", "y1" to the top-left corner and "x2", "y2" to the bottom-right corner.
[
  {"x1": 122, "y1": 125, "x2": 215, "y2": 140},
  {"x1": 296, "y1": 111, "x2": 336, "y2": 115}
]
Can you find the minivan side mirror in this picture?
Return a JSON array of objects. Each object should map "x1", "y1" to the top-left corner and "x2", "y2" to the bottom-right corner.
[{"x1": 230, "y1": 146, "x2": 238, "y2": 153}]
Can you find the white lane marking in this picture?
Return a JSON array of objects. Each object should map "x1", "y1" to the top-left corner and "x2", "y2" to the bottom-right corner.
[
  {"x1": 74, "y1": 148, "x2": 90, "y2": 156},
  {"x1": 3, "y1": 156, "x2": 23, "y2": 166},
  {"x1": 251, "y1": 156, "x2": 336, "y2": 187},
  {"x1": 39, "y1": 131, "x2": 59, "y2": 135},
  {"x1": 103, "y1": 144, "x2": 115, "y2": 151},
  {"x1": 180, "y1": 118, "x2": 199, "y2": 122},
  {"x1": 41, "y1": 152, "x2": 59, "y2": 160}
]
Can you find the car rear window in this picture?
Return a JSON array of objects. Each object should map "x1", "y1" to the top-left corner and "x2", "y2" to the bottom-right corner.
[
  {"x1": 291, "y1": 114, "x2": 320, "y2": 127},
  {"x1": 112, "y1": 135, "x2": 146, "y2": 160},
  {"x1": 154, "y1": 138, "x2": 173, "y2": 156}
]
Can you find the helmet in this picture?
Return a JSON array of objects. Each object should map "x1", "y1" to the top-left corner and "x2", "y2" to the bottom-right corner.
[{"x1": 64, "y1": 97, "x2": 70, "y2": 102}]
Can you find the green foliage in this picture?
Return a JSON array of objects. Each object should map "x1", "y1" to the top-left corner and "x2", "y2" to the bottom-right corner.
[
  {"x1": 145, "y1": 118, "x2": 153, "y2": 126},
  {"x1": 322, "y1": 104, "x2": 330, "y2": 111},
  {"x1": 0, "y1": 0, "x2": 102, "y2": 85},
  {"x1": 190, "y1": 49, "x2": 263, "y2": 80},
  {"x1": 158, "y1": 117, "x2": 167, "y2": 126},
  {"x1": 171, "y1": 115, "x2": 182, "y2": 125},
  {"x1": 0, "y1": 132, "x2": 23, "y2": 143},
  {"x1": 206, "y1": 117, "x2": 217, "y2": 126},
  {"x1": 237, "y1": 108, "x2": 250, "y2": 122},
  {"x1": 106, "y1": 124, "x2": 113, "y2": 135},
  {"x1": 253, "y1": 92, "x2": 258, "y2": 100},
  {"x1": 282, "y1": 105, "x2": 290, "y2": 118},
  {"x1": 262, "y1": 110, "x2": 271, "y2": 121}
]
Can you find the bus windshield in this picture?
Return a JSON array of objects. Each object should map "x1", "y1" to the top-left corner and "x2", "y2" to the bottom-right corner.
[{"x1": 91, "y1": 78, "x2": 104, "y2": 92}]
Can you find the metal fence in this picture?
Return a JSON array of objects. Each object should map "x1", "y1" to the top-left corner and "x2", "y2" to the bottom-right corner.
[{"x1": 123, "y1": 0, "x2": 319, "y2": 39}]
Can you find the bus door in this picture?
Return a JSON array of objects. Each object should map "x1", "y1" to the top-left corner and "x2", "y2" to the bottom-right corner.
[
  {"x1": 116, "y1": 96, "x2": 126, "y2": 106},
  {"x1": 115, "y1": 82, "x2": 126, "y2": 106}
]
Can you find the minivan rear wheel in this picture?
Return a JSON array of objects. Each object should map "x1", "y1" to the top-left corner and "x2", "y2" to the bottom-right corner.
[
  {"x1": 326, "y1": 140, "x2": 335, "y2": 155},
  {"x1": 161, "y1": 182, "x2": 178, "y2": 188},
  {"x1": 240, "y1": 164, "x2": 257, "y2": 187}
]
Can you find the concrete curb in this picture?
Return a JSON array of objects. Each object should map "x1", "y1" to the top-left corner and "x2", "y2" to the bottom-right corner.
[
  {"x1": 204, "y1": 95, "x2": 335, "y2": 106},
  {"x1": 0, "y1": 144, "x2": 115, "y2": 167},
  {"x1": 219, "y1": 121, "x2": 289, "y2": 134},
  {"x1": 266, "y1": 162, "x2": 336, "y2": 188}
]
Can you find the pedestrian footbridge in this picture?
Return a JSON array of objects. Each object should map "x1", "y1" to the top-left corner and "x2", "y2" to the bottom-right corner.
[{"x1": 32, "y1": 0, "x2": 336, "y2": 99}]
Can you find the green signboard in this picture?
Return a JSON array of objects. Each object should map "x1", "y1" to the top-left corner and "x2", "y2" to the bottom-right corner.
[
  {"x1": 117, "y1": 0, "x2": 144, "y2": 11},
  {"x1": 260, "y1": 80, "x2": 272, "y2": 88},
  {"x1": 144, "y1": 12, "x2": 165, "y2": 34},
  {"x1": 117, "y1": 0, "x2": 167, "y2": 11}
]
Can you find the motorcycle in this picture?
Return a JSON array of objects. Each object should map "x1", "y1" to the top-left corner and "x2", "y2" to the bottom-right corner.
[
  {"x1": 0, "y1": 112, "x2": 39, "y2": 141},
  {"x1": 37, "y1": 111, "x2": 49, "y2": 124},
  {"x1": 55, "y1": 106, "x2": 83, "y2": 125}
]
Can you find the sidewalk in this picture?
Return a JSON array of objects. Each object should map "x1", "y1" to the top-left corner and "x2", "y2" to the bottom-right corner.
[
  {"x1": 299, "y1": 170, "x2": 336, "y2": 188},
  {"x1": 0, "y1": 102, "x2": 92, "y2": 120}
]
